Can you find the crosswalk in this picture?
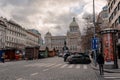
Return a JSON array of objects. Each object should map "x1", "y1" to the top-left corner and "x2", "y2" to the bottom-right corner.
[
  {"x1": 103, "y1": 73, "x2": 120, "y2": 80},
  {"x1": 24, "y1": 63, "x2": 88, "y2": 69}
]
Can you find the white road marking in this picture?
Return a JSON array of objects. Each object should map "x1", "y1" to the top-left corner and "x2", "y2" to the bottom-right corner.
[
  {"x1": 30, "y1": 72, "x2": 38, "y2": 76},
  {"x1": 83, "y1": 65, "x2": 87, "y2": 69},
  {"x1": 52, "y1": 64, "x2": 62, "y2": 68},
  {"x1": 43, "y1": 69, "x2": 49, "y2": 71},
  {"x1": 60, "y1": 64, "x2": 68, "y2": 68},
  {"x1": 76, "y1": 65, "x2": 80, "y2": 69},
  {"x1": 68, "y1": 64, "x2": 74, "y2": 68},
  {"x1": 45, "y1": 64, "x2": 55, "y2": 67},
  {"x1": 104, "y1": 77, "x2": 120, "y2": 79},
  {"x1": 43, "y1": 64, "x2": 62, "y2": 71},
  {"x1": 104, "y1": 73, "x2": 120, "y2": 79},
  {"x1": 16, "y1": 78, "x2": 23, "y2": 80}
]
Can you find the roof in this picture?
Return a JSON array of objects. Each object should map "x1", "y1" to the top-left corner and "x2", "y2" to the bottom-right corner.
[
  {"x1": 46, "y1": 31, "x2": 52, "y2": 36},
  {"x1": 69, "y1": 17, "x2": 79, "y2": 27}
]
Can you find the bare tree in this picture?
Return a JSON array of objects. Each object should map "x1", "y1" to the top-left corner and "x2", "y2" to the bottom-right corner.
[{"x1": 81, "y1": 13, "x2": 101, "y2": 52}]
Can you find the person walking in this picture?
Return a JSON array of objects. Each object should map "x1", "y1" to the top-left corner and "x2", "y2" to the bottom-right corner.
[{"x1": 97, "y1": 53, "x2": 104, "y2": 75}]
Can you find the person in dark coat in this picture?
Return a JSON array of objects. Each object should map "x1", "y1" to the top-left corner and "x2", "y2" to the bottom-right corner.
[
  {"x1": 97, "y1": 53, "x2": 104, "y2": 75},
  {"x1": 64, "y1": 52, "x2": 70, "y2": 62}
]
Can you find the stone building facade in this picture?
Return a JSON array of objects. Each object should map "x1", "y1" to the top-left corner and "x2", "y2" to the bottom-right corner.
[
  {"x1": 108, "y1": 0, "x2": 120, "y2": 28},
  {"x1": 107, "y1": 0, "x2": 120, "y2": 58},
  {"x1": 45, "y1": 18, "x2": 81, "y2": 53},
  {"x1": 26, "y1": 30, "x2": 39, "y2": 47},
  {"x1": 0, "y1": 17, "x2": 6, "y2": 49},
  {"x1": 97, "y1": 6, "x2": 109, "y2": 29},
  {"x1": 0, "y1": 17, "x2": 41, "y2": 51}
]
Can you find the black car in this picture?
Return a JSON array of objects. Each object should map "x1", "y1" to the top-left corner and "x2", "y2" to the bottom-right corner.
[{"x1": 66, "y1": 53, "x2": 91, "y2": 64}]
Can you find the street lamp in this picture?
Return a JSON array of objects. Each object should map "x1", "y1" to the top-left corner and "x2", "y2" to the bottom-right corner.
[{"x1": 93, "y1": 0, "x2": 97, "y2": 67}]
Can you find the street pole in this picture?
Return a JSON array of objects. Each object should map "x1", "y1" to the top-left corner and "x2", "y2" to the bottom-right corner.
[{"x1": 93, "y1": 0, "x2": 97, "y2": 67}]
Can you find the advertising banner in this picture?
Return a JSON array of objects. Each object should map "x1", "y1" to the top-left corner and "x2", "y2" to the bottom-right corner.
[{"x1": 103, "y1": 33, "x2": 114, "y2": 65}]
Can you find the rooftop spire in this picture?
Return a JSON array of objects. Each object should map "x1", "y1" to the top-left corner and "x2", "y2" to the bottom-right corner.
[{"x1": 73, "y1": 17, "x2": 75, "y2": 22}]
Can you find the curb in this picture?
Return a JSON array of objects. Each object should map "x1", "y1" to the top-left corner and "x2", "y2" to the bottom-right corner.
[{"x1": 91, "y1": 64, "x2": 120, "y2": 73}]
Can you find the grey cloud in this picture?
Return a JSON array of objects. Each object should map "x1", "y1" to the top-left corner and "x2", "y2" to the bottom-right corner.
[{"x1": 0, "y1": 0, "x2": 107, "y2": 37}]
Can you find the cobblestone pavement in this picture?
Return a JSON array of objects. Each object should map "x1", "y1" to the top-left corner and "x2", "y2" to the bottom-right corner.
[{"x1": 0, "y1": 57, "x2": 105, "y2": 80}]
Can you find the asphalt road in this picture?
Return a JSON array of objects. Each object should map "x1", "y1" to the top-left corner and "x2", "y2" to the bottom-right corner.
[{"x1": 0, "y1": 57, "x2": 105, "y2": 80}]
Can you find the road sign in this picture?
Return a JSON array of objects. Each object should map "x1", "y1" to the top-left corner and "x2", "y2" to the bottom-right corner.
[{"x1": 92, "y1": 38, "x2": 99, "y2": 50}]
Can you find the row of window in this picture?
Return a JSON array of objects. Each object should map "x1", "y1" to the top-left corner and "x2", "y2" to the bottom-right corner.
[
  {"x1": 70, "y1": 28, "x2": 78, "y2": 32},
  {"x1": 8, "y1": 24, "x2": 25, "y2": 34},
  {"x1": 7, "y1": 30, "x2": 25, "y2": 38},
  {"x1": 26, "y1": 41, "x2": 38, "y2": 46},
  {"x1": 111, "y1": 16, "x2": 120, "y2": 27},
  {"x1": 108, "y1": 0, "x2": 116, "y2": 12},
  {"x1": 53, "y1": 46, "x2": 77, "y2": 51},
  {"x1": 6, "y1": 36, "x2": 25, "y2": 44},
  {"x1": 27, "y1": 33, "x2": 39, "y2": 42},
  {"x1": 109, "y1": 2, "x2": 120, "y2": 23},
  {"x1": 6, "y1": 42, "x2": 24, "y2": 48}
]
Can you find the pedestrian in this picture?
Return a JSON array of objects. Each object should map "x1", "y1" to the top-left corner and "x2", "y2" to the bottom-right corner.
[
  {"x1": 64, "y1": 52, "x2": 70, "y2": 62},
  {"x1": 97, "y1": 53, "x2": 104, "y2": 75}
]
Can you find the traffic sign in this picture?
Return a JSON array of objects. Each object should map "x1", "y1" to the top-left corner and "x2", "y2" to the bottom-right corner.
[{"x1": 92, "y1": 38, "x2": 99, "y2": 50}]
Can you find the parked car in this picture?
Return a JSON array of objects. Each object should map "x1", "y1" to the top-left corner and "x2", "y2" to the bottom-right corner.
[
  {"x1": 66, "y1": 53, "x2": 91, "y2": 64},
  {"x1": 38, "y1": 53, "x2": 45, "y2": 59}
]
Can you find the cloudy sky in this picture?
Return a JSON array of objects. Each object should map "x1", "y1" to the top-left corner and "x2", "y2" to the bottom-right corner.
[{"x1": 0, "y1": 0, "x2": 107, "y2": 37}]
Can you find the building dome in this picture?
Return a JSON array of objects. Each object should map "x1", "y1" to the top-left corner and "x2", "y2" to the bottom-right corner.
[
  {"x1": 69, "y1": 17, "x2": 79, "y2": 27},
  {"x1": 69, "y1": 17, "x2": 79, "y2": 32},
  {"x1": 45, "y1": 31, "x2": 51, "y2": 37}
]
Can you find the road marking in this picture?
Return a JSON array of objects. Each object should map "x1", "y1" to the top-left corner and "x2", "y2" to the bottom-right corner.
[
  {"x1": 43, "y1": 69, "x2": 49, "y2": 71},
  {"x1": 104, "y1": 76, "x2": 120, "y2": 79},
  {"x1": 16, "y1": 78, "x2": 23, "y2": 80},
  {"x1": 30, "y1": 72, "x2": 38, "y2": 76},
  {"x1": 43, "y1": 64, "x2": 62, "y2": 71},
  {"x1": 68, "y1": 64, "x2": 74, "y2": 68},
  {"x1": 45, "y1": 64, "x2": 55, "y2": 67},
  {"x1": 60, "y1": 64, "x2": 68, "y2": 68},
  {"x1": 52, "y1": 64, "x2": 62, "y2": 68},
  {"x1": 76, "y1": 65, "x2": 80, "y2": 69},
  {"x1": 83, "y1": 65, "x2": 87, "y2": 69}
]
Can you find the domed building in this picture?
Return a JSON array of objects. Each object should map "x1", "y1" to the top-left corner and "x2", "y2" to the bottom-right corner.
[{"x1": 45, "y1": 17, "x2": 82, "y2": 53}]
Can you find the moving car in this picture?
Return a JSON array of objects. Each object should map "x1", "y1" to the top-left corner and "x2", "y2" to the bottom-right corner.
[{"x1": 66, "y1": 53, "x2": 91, "y2": 64}]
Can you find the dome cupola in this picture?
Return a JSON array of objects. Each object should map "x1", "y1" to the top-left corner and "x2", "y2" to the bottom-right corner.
[
  {"x1": 69, "y1": 17, "x2": 79, "y2": 32},
  {"x1": 45, "y1": 31, "x2": 51, "y2": 37},
  {"x1": 70, "y1": 17, "x2": 79, "y2": 27}
]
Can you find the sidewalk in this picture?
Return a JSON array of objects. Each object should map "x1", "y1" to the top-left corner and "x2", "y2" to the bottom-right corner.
[{"x1": 91, "y1": 59, "x2": 120, "y2": 73}]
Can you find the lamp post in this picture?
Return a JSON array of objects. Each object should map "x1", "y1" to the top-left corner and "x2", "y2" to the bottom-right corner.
[{"x1": 93, "y1": 0, "x2": 97, "y2": 67}]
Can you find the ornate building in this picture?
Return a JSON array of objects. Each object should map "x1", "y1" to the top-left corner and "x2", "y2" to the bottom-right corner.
[{"x1": 45, "y1": 17, "x2": 81, "y2": 53}]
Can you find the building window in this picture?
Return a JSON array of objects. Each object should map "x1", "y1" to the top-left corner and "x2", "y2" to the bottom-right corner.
[
  {"x1": 115, "y1": 19, "x2": 119, "y2": 26},
  {"x1": 119, "y1": 2, "x2": 120, "y2": 10},
  {"x1": 113, "y1": 0, "x2": 115, "y2": 4},
  {"x1": 119, "y1": 16, "x2": 120, "y2": 23}
]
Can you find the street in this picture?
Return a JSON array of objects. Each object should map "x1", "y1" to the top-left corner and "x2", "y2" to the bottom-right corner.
[{"x1": 0, "y1": 57, "x2": 105, "y2": 80}]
